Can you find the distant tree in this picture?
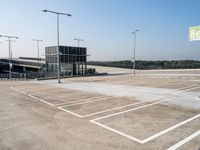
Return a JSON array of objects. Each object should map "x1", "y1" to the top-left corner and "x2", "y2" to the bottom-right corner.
[{"x1": 88, "y1": 60, "x2": 200, "y2": 70}]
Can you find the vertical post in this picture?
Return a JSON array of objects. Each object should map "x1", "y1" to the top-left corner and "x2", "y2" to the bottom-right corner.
[
  {"x1": 8, "y1": 37, "x2": 11, "y2": 79},
  {"x1": 57, "y1": 14, "x2": 61, "y2": 83},
  {"x1": 37, "y1": 40, "x2": 40, "y2": 64},
  {"x1": 133, "y1": 32, "x2": 136, "y2": 75},
  {"x1": 132, "y1": 29, "x2": 139, "y2": 76},
  {"x1": 10, "y1": 42, "x2": 12, "y2": 61},
  {"x1": 42, "y1": 9, "x2": 71, "y2": 83},
  {"x1": 78, "y1": 41, "x2": 80, "y2": 75}
]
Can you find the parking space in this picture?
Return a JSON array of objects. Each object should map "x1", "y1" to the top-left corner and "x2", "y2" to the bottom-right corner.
[
  {"x1": 12, "y1": 84, "x2": 106, "y2": 106},
  {"x1": 60, "y1": 97, "x2": 140, "y2": 118},
  {"x1": 91, "y1": 100, "x2": 200, "y2": 143},
  {"x1": 2, "y1": 67, "x2": 200, "y2": 150}
]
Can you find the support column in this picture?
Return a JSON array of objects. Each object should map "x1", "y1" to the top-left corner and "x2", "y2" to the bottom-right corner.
[{"x1": 82, "y1": 64, "x2": 84, "y2": 75}]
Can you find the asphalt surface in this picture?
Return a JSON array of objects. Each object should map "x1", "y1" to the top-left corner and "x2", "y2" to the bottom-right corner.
[{"x1": 0, "y1": 67, "x2": 200, "y2": 150}]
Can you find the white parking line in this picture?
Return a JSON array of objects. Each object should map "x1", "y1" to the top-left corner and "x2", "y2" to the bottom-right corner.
[
  {"x1": 26, "y1": 94, "x2": 39, "y2": 100},
  {"x1": 58, "y1": 96, "x2": 112, "y2": 107},
  {"x1": 71, "y1": 97, "x2": 165, "y2": 118},
  {"x1": 60, "y1": 85, "x2": 199, "y2": 118},
  {"x1": 54, "y1": 96, "x2": 107, "y2": 106},
  {"x1": 10, "y1": 86, "x2": 55, "y2": 106},
  {"x1": 39, "y1": 99, "x2": 55, "y2": 106},
  {"x1": 171, "y1": 86, "x2": 200, "y2": 94},
  {"x1": 91, "y1": 112, "x2": 200, "y2": 144},
  {"x1": 92, "y1": 98, "x2": 169, "y2": 121},
  {"x1": 57, "y1": 107, "x2": 82, "y2": 117},
  {"x1": 58, "y1": 98, "x2": 168, "y2": 119},
  {"x1": 142, "y1": 114, "x2": 200, "y2": 143},
  {"x1": 169, "y1": 85, "x2": 198, "y2": 93},
  {"x1": 90, "y1": 120, "x2": 144, "y2": 144},
  {"x1": 167, "y1": 130, "x2": 200, "y2": 150}
]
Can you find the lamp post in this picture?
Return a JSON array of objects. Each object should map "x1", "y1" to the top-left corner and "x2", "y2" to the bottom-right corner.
[
  {"x1": 42, "y1": 9, "x2": 72, "y2": 83},
  {"x1": 33, "y1": 39, "x2": 43, "y2": 64},
  {"x1": 0, "y1": 35, "x2": 19, "y2": 79},
  {"x1": 132, "y1": 29, "x2": 139, "y2": 75},
  {"x1": 6, "y1": 40, "x2": 15, "y2": 61}
]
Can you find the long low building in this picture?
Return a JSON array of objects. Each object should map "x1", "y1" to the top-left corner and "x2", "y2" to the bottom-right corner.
[{"x1": 0, "y1": 57, "x2": 45, "y2": 78}]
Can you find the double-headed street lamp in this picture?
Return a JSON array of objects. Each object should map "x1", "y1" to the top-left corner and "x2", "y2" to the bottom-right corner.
[
  {"x1": 33, "y1": 39, "x2": 43, "y2": 64},
  {"x1": 74, "y1": 38, "x2": 83, "y2": 47},
  {"x1": 42, "y1": 9, "x2": 72, "y2": 83},
  {"x1": 0, "y1": 35, "x2": 19, "y2": 79},
  {"x1": 132, "y1": 29, "x2": 139, "y2": 75}
]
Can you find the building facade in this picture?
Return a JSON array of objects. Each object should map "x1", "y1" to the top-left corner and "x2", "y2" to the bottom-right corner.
[{"x1": 45, "y1": 46, "x2": 87, "y2": 77}]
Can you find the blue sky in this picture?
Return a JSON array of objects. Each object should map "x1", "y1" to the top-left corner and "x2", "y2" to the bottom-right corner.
[{"x1": 0, "y1": 0, "x2": 200, "y2": 61}]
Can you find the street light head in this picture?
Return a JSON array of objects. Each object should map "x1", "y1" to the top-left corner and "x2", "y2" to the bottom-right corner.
[
  {"x1": 132, "y1": 29, "x2": 140, "y2": 34},
  {"x1": 68, "y1": 14, "x2": 72, "y2": 17},
  {"x1": 74, "y1": 38, "x2": 84, "y2": 41},
  {"x1": 42, "y1": 10, "x2": 48, "y2": 12},
  {"x1": 33, "y1": 39, "x2": 43, "y2": 42}
]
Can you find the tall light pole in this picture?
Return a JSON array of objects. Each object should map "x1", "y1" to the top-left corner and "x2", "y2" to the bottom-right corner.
[
  {"x1": 132, "y1": 29, "x2": 139, "y2": 75},
  {"x1": 33, "y1": 39, "x2": 43, "y2": 64},
  {"x1": 6, "y1": 40, "x2": 15, "y2": 60},
  {"x1": 42, "y1": 9, "x2": 72, "y2": 83},
  {"x1": 0, "y1": 35, "x2": 19, "y2": 79}
]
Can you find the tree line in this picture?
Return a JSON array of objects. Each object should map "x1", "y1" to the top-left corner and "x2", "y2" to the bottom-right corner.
[{"x1": 88, "y1": 60, "x2": 200, "y2": 70}]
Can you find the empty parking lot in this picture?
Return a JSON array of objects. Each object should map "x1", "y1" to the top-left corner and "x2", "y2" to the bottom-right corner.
[{"x1": 0, "y1": 66, "x2": 200, "y2": 150}]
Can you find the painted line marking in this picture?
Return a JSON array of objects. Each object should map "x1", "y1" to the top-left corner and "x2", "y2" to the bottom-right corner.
[
  {"x1": 39, "y1": 99, "x2": 55, "y2": 106},
  {"x1": 11, "y1": 87, "x2": 38, "y2": 100},
  {"x1": 58, "y1": 98, "x2": 168, "y2": 119},
  {"x1": 10, "y1": 86, "x2": 55, "y2": 106},
  {"x1": 91, "y1": 113, "x2": 200, "y2": 144},
  {"x1": 171, "y1": 86, "x2": 200, "y2": 94},
  {"x1": 27, "y1": 94, "x2": 39, "y2": 100},
  {"x1": 142, "y1": 114, "x2": 200, "y2": 143},
  {"x1": 169, "y1": 85, "x2": 198, "y2": 93},
  {"x1": 57, "y1": 107, "x2": 82, "y2": 118},
  {"x1": 92, "y1": 99, "x2": 169, "y2": 121},
  {"x1": 63, "y1": 96, "x2": 113, "y2": 106},
  {"x1": 90, "y1": 119, "x2": 143, "y2": 144},
  {"x1": 189, "y1": 80, "x2": 200, "y2": 82},
  {"x1": 62, "y1": 96, "x2": 165, "y2": 118},
  {"x1": 167, "y1": 130, "x2": 200, "y2": 150},
  {"x1": 58, "y1": 85, "x2": 199, "y2": 118},
  {"x1": 55, "y1": 96, "x2": 111, "y2": 107}
]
